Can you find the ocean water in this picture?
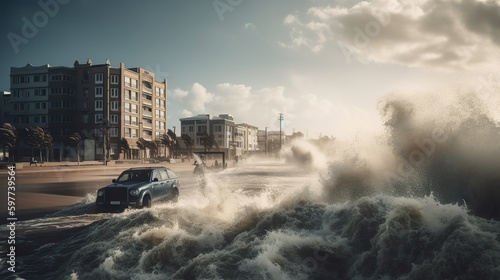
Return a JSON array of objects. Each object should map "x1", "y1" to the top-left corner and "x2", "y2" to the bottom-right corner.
[{"x1": 1, "y1": 90, "x2": 500, "y2": 280}]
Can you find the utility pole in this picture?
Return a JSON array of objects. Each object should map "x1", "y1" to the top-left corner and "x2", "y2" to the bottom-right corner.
[
  {"x1": 265, "y1": 127, "x2": 268, "y2": 156},
  {"x1": 278, "y1": 113, "x2": 284, "y2": 151}
]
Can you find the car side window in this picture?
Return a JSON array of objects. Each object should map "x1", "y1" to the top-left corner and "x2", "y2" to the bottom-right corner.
[
  {"x1": 167, "y1": 170, "x2": 177, "y2": 179},
  {"x1": 152, "y1": 170, "x2": 161, "y2": 181},
  {"x1": 159, "y1": 170, "x2": 169, "y2": 181}
]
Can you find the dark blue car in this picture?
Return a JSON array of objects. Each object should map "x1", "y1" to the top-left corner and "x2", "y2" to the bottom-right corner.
[{"x1": 96, "y1": 167, "x2": 180, "y2": 209}]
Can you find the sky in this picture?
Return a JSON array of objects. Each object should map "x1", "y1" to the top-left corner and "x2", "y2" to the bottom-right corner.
[{"x1": 1, "y1": 0, "x2": 499, "y2": 139}]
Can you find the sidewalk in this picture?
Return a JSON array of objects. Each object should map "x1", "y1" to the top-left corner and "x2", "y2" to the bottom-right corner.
[{"x1": 0, "y1": 160, "x2": 195, "y2": 174}]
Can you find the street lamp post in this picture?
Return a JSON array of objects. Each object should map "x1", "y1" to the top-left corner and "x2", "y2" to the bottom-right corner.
[
  {"x1": 138, "y1": 121, "x2": 143, "y2": 163},
  {"x1": 101, "y1": 118, "x2": 109, "y2": 166},
  {"x1": 265, "y1": 127, "x2": 268, "y2": 156}
]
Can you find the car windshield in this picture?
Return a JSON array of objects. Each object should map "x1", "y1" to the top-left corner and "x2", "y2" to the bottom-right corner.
[{"x1": 116, "y1": 170, "x2": 151, "y2": 183}]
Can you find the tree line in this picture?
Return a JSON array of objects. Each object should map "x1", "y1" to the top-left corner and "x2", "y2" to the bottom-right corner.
[{"x1": 0, "y1": 122, "x2": 221, "y2": 163}]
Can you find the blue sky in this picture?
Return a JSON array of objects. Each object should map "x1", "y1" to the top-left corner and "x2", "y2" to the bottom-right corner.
[{"x1": 1, "y1": 0, "x2": 499, "y2": 139}]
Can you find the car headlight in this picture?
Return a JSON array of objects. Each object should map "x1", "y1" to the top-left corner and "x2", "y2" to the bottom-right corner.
[
  {"x1": 97, "y1": 190, "x2": 104, "y2": 197},
  {"x1": 130, "y1": 190, "x2": 139, "y2": 196}
]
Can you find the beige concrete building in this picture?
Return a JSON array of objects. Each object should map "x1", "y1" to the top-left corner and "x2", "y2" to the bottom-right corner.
[
  {"x1": 2, "y1": 60, "x2": 168, "y2": 161},
  {"x1": 179, "y1": 114, "x2": 258, "y2": 159}
]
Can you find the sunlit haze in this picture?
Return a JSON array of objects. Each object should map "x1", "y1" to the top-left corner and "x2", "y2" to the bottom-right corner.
[{"x1": 1, "y1": 0, "x2": 499, "y2": 139}]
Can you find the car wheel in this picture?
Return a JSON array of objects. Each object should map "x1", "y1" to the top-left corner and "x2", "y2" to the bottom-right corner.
[
  {"x1": 142, "y1": 195, "x2": 152, "y2": 208},
  {"x1": 171, "y1": 188, "x2": 179, "y2": 203}
]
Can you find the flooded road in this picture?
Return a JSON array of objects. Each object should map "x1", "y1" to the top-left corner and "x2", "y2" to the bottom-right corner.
[{"x1": 1, "y1": 158, "x2": 499, "y2": 280}]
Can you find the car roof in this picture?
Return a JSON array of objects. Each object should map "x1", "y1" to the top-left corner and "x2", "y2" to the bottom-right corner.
[{"x1": 125, "y1": 167, "x2": 170, "y2": 171}]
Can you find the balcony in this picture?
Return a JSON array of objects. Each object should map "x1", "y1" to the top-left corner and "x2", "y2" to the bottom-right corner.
[
  {"x1": 142, "y1": 111, "x2": 152, "y2": 117},
  {"x1": 142, "y1": 99, "x2": 152, "y2": 106},
  {"x1": 142, "y1": 122, "x2": 152, "y2": 129}
]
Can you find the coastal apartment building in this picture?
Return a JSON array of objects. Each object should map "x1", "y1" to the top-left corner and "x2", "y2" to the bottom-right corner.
[
  {"x1": 2, "y1": 60, "x2": 168, "y2": 161},
  {"x1": 179, "y1": 114, "x2": 259, "y2": 158}
]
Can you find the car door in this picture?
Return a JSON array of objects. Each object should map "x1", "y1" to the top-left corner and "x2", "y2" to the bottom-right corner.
[
  {"x1": 151, "y1": 170, "x2": 163, "y2": 200},
  {"x1": 159, "y1": 169, "x2": 170, "y2": 198}
]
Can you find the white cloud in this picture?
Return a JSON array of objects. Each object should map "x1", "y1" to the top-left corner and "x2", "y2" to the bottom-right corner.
[
  {"x1": 244, "y1": 22, "x2": 256, "y2": 30},
  {"x1": 171, "y1": 88, "x2": 188, "y2": 98},
  {"x1": 282, "y1": 0, "x2": 500, "y2": 70},
  {"x1": 187, "y1": 83, "x2": 214, "y2": 113},
  {"x1": 170, "y1": 81, "x2": 382, "y2": 138},
  {"x1": 280, "y1": 12, "x2": 330, "y2": 52}
]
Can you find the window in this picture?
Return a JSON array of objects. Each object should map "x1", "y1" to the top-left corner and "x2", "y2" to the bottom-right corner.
[
  {"x1": 82, "y1": 102, "x2": 87, "y2": 110},
  {"x1": 95, "y1": 73, "x2": 103, "y2": 84},
  {"x1": 125, "y1": 103, "x2": 130, "y2": 112},
  {"x1": 111, "y1": 88, "x2": 119, "y2": 98},
  {"x1": 95, "y1": 87, "x2": 103, "y2": 97},
  {"x1": 95, "y1": 100, "x2": 103, "y2": 111},
  {"x1": 41, "y1": 116, "x2": 46, "y2": 123},
  {"x1": 110, "y1": 128, "x2": 119, "y2": 137},
  {"x1": 82, "y1": 114, "x2": 88, "y2": 124},
  {"x1": 188, "y1": 126, "x2": 194, "y2": 133},
  {"x1": 124, "y1": 115, "x2": 131, "y2": 125},
  {"x1": 35, "y1": 103, "x2": 40, "y2": 110},
  {"x1": 131, "y1": 104, "x2": 137, "y2": 113},
  {"x1": 95, "y1": 114, "x2": 103, "y2": 123},
  {"x1": 125, "y1": 76, "x2": 131, "y2": 87},
  {"x1": 152, "y1": 170, "x2": 160, "y2": 181},
  {"x1": 83, "y1": 89, "x2": 88, "y2": 97},
  {"x1": 111, "y1": 75, "x2": 119, "y2": 84},
  {"x1": 110, "y1": 114, "x2": 118, "y2": 124},
  {"x1": 111, "y1": 101, "x2": 118, "y2": 111},
  {"x1": 131, "y1": 79, "x2": 137, "y2": 89},
  {"x1": 34, "y1": 75, "x2": 39, "y2": 82},
  {"x1": 159, "y1": 169, "x2": 169, "y2": 180}
]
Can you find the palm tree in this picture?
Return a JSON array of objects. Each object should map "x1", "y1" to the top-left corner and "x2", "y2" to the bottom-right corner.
[
  {"x1": 68, "y1": 132, "x2": 82, "y2": 165},
  {"x1": 119, "y1": 137, "x2": 130, "y2": 159},
  {"x1": 136, "y1": 137, "x2": 148, "y2": 162},
  {"x1": 167, "y1": 129, "x2": 178, "y2": 157},
  {"x1": 42, "y1": 129, "x2": 52, "y2": 162},
  {"x1": 25, "y1": 127, "x2": 45, "y2": 161},
  {"x1": 200, "y1": 132, "x2": 219, "y2": 152},
  {"x1": 147, "y1": 140, "x2": 159, "y2": 159},
  {"x1": 160, "y1": 129, "x2": 178, "y2": 158},
  {"x1": 181, "y1": 134, "x2": 194, "y2": 157},
  {"x1": 0, "y1": 123, "x2": 17, "y2": 161}
]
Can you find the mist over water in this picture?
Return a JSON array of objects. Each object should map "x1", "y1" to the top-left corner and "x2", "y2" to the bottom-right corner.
[{"x1": 1, "y1": 89, "x2": 500, "y2": 279}]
